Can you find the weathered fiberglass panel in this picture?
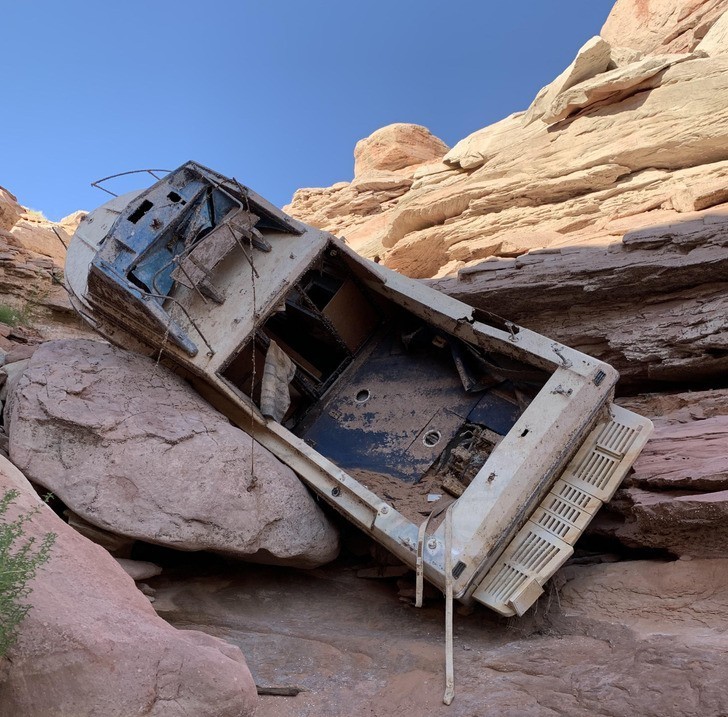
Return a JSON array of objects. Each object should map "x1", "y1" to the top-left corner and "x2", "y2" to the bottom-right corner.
[{"x1": 296, "y1": 331, "x2": 484, "y2": 482}]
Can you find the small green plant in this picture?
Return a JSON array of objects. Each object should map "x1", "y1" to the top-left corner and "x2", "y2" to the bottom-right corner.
[
  {"x1": 23, "y1": 208, "x2": 48, "y2": 222},
  {"x1": 0, "y1": 489, "x2": 56, "y2": 658},
  {"x1": 0, "y1": 305, "x2": 23, "y2": 328}
]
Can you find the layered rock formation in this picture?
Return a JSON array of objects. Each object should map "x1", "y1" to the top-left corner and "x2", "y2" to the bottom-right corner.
[
  {"x1": 601, "y1": 0, "x2": 728, "y2": 54},
  {"x1": 0, "y1": 455, "x2": 257, "y2": 717},
  {"x1": 0, "y1": 185, "x2": 92, "y2": 355},
  {"x1": 5, "y1": 339, "x2": 340, "y2": 568},
  {"x1": 287, "y1": 6, "x2": 728, "y2": 293}
]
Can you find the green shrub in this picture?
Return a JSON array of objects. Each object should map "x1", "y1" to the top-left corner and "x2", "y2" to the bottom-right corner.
[
  {"x1": 0, "y1": 489, "x2": 56, "y2": 657},
  {"x1": 0, "y1": 305, "x2": 23, "y2": 328}
]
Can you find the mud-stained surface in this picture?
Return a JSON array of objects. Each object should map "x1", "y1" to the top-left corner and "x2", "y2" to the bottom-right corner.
[
  {"x1": 348, "y1": 468, "x2": 452, "y2": 524},
  {"x1": 148, "y1": 555, "x2": 728, "y2": 717},
  {"x1": 149, "y1": 559, "x2": 516, "y2": 717}
]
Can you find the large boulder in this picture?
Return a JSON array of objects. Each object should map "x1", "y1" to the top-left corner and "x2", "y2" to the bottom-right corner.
[
  {"x1": 353, "y1": 123, "x2": 449, "y2": 177},
  {"x1": 5, "y1": 339, "x2": 339, "y2": 568},
  {"x1": 0, "y1": 455, "x2": 257, "y2": 717}
]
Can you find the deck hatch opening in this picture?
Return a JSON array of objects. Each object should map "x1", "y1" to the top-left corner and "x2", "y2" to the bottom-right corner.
[
  {"x1": 128, "y1": 200, "x2": 154, "y2": 224},
  {"x1": 423, "y1": 430, "x2": 442, "y2": 447},
  {"x1": 355, "y1": 389, "x2": 371, "y2": 403}
]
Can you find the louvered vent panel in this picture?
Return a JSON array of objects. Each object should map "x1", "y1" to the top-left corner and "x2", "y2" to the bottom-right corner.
[{"x1": 473, "y1": 406, "x2": 652, "y2": 616}]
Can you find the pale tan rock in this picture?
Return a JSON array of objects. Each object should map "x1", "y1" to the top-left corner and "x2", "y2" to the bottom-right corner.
[
  {"x1": 671, "y1": 178, "x2": 728, "y2": 210},
  {"x1": 9, "y1": 215, "x2": 68, "y2": 265},
  {"x1": 697, "y1": 7, "x2": 728, "y2": 53},
  {"x1": 523, "y1": 36, "x2": 612, "y2": 126},
  {"x1": 353, "y1": 123, "x2": 448, "y2": 177},
  {"x1": 608, "y1": 45, "x2": 646, "y2": 68},
  {"x1": 443, "y1": 112, "x2": 530, "y2": 169},
  {"x1": 0, "y1": 455, "x2": 257, "y2": 717},
  {"x1": 351, "y1": 169, "x2": 413, "y2": 193},
  {"x1": 6, "y1": 339, "x2": 340, "y2": 568},
  {"x1": 289, "y1": 50, "x2": 728, "y2": 282},
  {"x1": 601, "y1": 0, "x2": 728, "y2": 54},
  {"x1": 378, "y1": 55, "x2": 728, "y2": 259},
  {"x1": 542, "y1": 52, "x2": 696, "y2": 124},
  {"x1": 58, "y1": 209, "x2": 87, "y2": 234}
]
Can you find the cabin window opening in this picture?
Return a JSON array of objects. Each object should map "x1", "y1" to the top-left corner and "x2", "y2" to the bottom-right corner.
[{"x1": 128, "y1": 200, "x2": 154, "y2": 224}]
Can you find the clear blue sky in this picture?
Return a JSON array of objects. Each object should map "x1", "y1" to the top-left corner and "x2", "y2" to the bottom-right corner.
[{"x1": 4, "y1": 1, "x2": 614, "y2": 221}]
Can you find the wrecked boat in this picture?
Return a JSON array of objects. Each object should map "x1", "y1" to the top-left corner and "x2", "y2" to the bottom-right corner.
[{"x1": 66, "y1": 161, "x2": 652, "y2": 618}]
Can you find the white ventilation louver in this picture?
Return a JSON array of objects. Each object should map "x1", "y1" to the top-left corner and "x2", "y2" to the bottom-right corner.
[{"x1": 473, "y1": 405, "x2": 652, "y2": 616}]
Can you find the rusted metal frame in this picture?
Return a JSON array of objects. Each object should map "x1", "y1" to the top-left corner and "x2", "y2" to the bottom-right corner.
[
  {"x1": 91, "y1": 169, "x2": 172, "y2": 197},
  {"x1": 294, "y1": 279, "x2": 353, "y2": 358},
  {"x1": 226, "y1": 224, "x2": 260, "y2": 279},
  {"x1": 101, "y1": 262, "x2": 216, "y2": 357}
]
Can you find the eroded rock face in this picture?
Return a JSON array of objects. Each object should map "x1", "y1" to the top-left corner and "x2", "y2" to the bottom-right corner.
[
  {"x1": 0, "y1": 455, "x2": 257, "y2": 717},
  {"x1": 287, "y1": 17, "x2": 728, "y2": 287},
  {"x1": 6, "y1": 339, "x2": 339, "y2": 567},
  {"x1": 0, "y1": 186, "x2": 23, "y2": 232},
  {"x1": 575, "y1": 389, "x2": 728, "y2": 558},
  {"x1": 601, "y1": 0, "x2": 728, "y2": 54}
]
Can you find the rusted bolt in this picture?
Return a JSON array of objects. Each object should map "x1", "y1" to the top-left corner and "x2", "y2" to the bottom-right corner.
[
  {"x1": 427, "y1": 539, "x2": 438, "y2": 550},
  {"x1": 331, "y1": 487, "x2": 341, "y2": 497}
]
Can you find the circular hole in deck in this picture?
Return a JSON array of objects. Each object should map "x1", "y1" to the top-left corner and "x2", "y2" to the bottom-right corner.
[
  {"x1": 423, "y1": 430, "x2": 442, "y2": 447},
  {"x1": 355, "y1": 389, "x2": 371, "y2": 403}
]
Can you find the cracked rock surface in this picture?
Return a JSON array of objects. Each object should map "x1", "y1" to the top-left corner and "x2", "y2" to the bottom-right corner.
[
  {"x1": 0, "y1": 455, "x2": 257, "y2": 717},
  {"x1": 5, "y1": 339, "x2": 340, "y2": 568}
]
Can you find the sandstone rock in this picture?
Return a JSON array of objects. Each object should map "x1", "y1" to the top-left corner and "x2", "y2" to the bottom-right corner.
[
  {"x1": 541, "y1": 52, "x2": 695, "y2": 124},
  {"x1": 154, "y1": 556, "x2": 728, "y2": 717},
  {"x1": 619, "y1": 387, "x2": 728, "y2": 425},
  {"x1": 627, "y1": 414, "x2": 728, "y2": 490},
  {"x1": 353, "y1": 123, "x2": 449, "y2": 177},
  {"x1": 115, "y1": 557, "x2": 163, "y2": 581},
  {"x1": 0, "y1": 187, "x2": 22, "y2": 232},
  {"x1": 6, "y1": 339, "x2": 339, "y2": 568},
  {"x1": 671, "y1": 176, "x2": 728, "y2": 210},
  {"x1": 523, "y1": 36, "x2": 612, "y2": 125},
  {"x1": 579, "y1": 389, "x2": 728, "y2": 559},
  {"x1": 9, "y1": 214, "x2": 68, "y2": 265},
  {"x1": 697, "y1": 7, "x2": 728, "y2": 53},
  {"x1": 289, "y1": 52, "x2": 728, "y2": 284},
  {"x1": 601, "y1": 0, "x2": 728, "y2": 54},
  {"x1": 0, "y1": 359, "x2": 30, "y2": 402},
  {"x1": 4, "y1": 343, "x2": 38, "y2": 365},
  {"x1": 598, "y1": 487, "x2": 728, "y2": 558},
  {"x1": 559, "y1": 557, "x2": 728, "y2": 639},
  {"x1": 432, "y1": 211, "x2": 728, "y2": 385},
  {"x1": 0, "y1": 455, "x2": 257, "y2": 717}
]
